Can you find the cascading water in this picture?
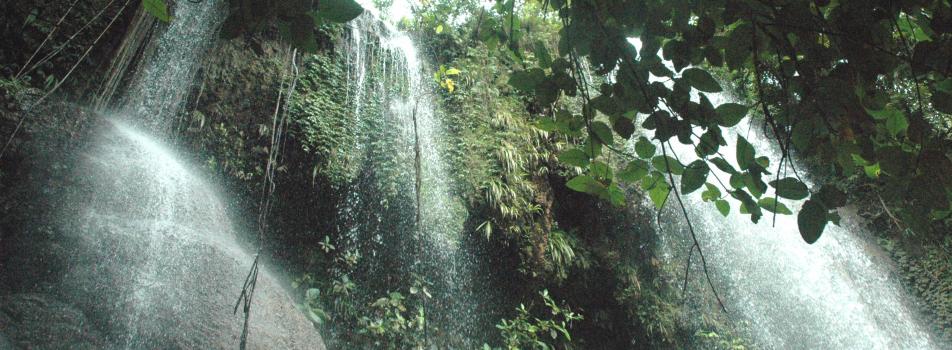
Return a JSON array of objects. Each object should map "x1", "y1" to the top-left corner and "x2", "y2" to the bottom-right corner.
[
  {"x1": 64, "y1": 121, "x2": 323, "y2": 349},
  {"x1": 118, "y1": 0, "x2": 222, "y2": 131},
  {"x1": 653, "y1": 92, "x2": 942, "y2": 349},
  {"x1": 329, "y1": 3, "x2": 489, "y2": 346},
  {"x1": 46, "y1": 1, "x2": 325, "y2": 348}
]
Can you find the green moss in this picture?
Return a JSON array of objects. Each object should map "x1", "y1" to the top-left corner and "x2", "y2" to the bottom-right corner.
[
  {"x1": 879, "y1": 235, "x2": 952, "y2": 342},
  {"x1": 289, "y1": 51, "x2": 357, "y2": 187}
]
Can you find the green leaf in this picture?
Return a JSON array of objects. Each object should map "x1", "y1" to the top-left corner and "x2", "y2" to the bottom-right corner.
[
  {"x1": 744, "y1": 172, "x2": 767, "y2": 198},
  {"x1": 710, "y1": 157, "x2": 738, "y2": 174},
  {"x1": 589, "y1": 161, "x2": 613, "y2": 181},
  {"x1": 736, "y1": 136, "x2": 756, "y2": 171},
  {"x1": 769, "y1": 177, "x2": 809, "y2": 200},
  {"x1": 715, "y1": 199, "x2": 730, "y2": 216},
  {"x1": 566, "y1": 175, "x2": 604, "y2": 195},
  {"x1": 435, "y1": 24, "x2": 444, "y2": 33},
  {"x1": 696, "y1": 129, "x2": 724, "y2": 157},
  {"x1": 758, "y1": 198, "x2": 793, "y2": 215},
  {"x1": 865, "y1": 106, "x2": 901, "y2": 121},
  {"x1": 508, "y1": 68, "x2": 546, "y2": 93},
  {"x1": 715, "y1": 103, "x2": 748, "y2": 127},
  {"x1": 885, "y1": 111, "x2": 908, "y2": 137},
  {"x1": 607, "y1": 184, "x2": 626, "y2": 206},
  {"x1": 580, "y1": 138, "x2": 602, "y2": 158},
  {"x1": 731, "y1": 189, "x2": 762, "y2": 223},
  {"x1": 558, "y1": 149, "x2": 590, "y2": 167},
  {"x1": 316, "y1": 0, "x2": 364, "y2": 23},
  {"x1": 649, "y1": 181, "x2": 671, "y2": 209},
  {"x1": 445, "y1": 68, "x2": 461, "y2": 75},
  {"x1": 617, "y1": 160, "x2": 649, "y2": 182},
  {"x1": 682, "y1": 68, "x2": 722, "y2": 93},
  {"x1": 635, "y1": 137, "x2": 656, "y2": 158},
  {"x1": 590, "y1": 121, "x2": 614, "y2": 144},
  {"x1": 652, "y1": 156, "x2": 684, "y2": 175},
  {"x1": 798, "y1": 199, "x2": 828, "y2": 244},
  {"x1": 702, "y1": 183, "x2": 722, "y2": 201},
  {"x1": 142, "y1": 0, "x2": 171, "y2": 22},
  {"x1": 613, "y1": 118, "x2": 635, "y2": 139},
  {"x1": 863, "y1": 162, "x2": 881, "y2": 178},
  {"x1": 681, "y1": 161, "x2": 710, "y2": 194}
]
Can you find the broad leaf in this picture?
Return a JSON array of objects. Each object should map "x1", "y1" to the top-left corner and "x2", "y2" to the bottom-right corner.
[
  {"x1": 589, "y1": 161, "x2": 613, "y2": 181},
  {"x1": 649, "y1": 180, "x2": 671, "y2": 209},
  {"x1": 701, "y1": 183, "x2": 721, "y2": 202},
  {"x1": 731, "y1": 189, "x2": 762, "y2": 223},
  {"x1": 715, "y1": 103, "x2": 748, "y2": 127},
  {"x1": 143, "y1": 0, "x2": 171, "y2": 22},
  {"x1": 558, "y1": 149, "x2": 590, "y2": 167},
  {"x1": 710, "y1": 157, "x2": 738, "y2": 174},
  {"x1": 652, "y1": 155, "x2": 684, "y2": 175},
  {"x1": 798, "y1": 199, "x2": 828, "y2": 244},
  {"x1": 769, "y1": 178, "x2": 809, "y2": 200},
  {"x1": 682, "y1": 68, "x2": 722, "y2": 93},
  {"x1": 715, "y1": 199, "x2": 730, "y2": 216},
  {"x1": 566, "y1": 175, "x2": 604, "y2": 194},
  {"x1": 736, "y1": 136, "x2": 756, "y2": 171},
  {"x1": 885, "y1": 111, "x2": 908, "y2": 137},
  {"x1": 635, "y1": 137, "x2": 656, "y2": 158},
  {"x1": 617, "y1": 160, "x2": 649, "y2": 182},
  {"x1": 681, "y1": 161, "x2": 710, "y2": 194},
  {"x1": 317, "y1": 0, "x2": 364, "y2": 23},
  {"x1": 590, "y1": 121, "x2": 614, "y2": 144},
  {"x1": 606, "y1": 184, "x2": 626, "y2": 207},
  {"x1": 758, "y1": 197, "x2": 792, "y2": 215}
]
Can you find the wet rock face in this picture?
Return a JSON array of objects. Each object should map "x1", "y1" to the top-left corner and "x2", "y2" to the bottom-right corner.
[
  {"x1": 0, "y1": 293, "x2": 107, "y2": 349},
  {"x1": 0, "y1": 112, "x2": 326, "y2": 350}
]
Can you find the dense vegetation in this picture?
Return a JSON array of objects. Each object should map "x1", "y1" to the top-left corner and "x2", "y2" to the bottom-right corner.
[{"x1": 1, "y1": 0, "x2": 950, "y2": 349}]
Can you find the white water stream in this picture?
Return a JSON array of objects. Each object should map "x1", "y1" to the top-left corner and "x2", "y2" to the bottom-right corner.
[
  {"x1": 58, "y1": 1, "x2": 325, "y2": 348},
  {"x1": 643, "y1": 67, "x2": 941, "y2": 349}
]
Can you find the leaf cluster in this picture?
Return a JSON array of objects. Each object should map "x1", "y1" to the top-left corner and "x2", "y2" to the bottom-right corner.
[
  {"x1": 493, "y1": 0, "x2": 952, "y2": 243},
  {"x1": 142, "y1": 0, "x2": 365, "y2": 52}
]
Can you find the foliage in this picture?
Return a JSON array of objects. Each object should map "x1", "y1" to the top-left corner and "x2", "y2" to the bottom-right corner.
[
  {"x1": 545, "y1": 230, "x2": 591, "y2": 281},
  {"x1": 694, "y1": 329, "x2": 749, "y2": 350},
  {"x1": 481, "y1": 0, "x2": 952, "y2": 244},
  {"x1": 878, "y1": 235, "x2": 952, "y2": 342},
  {"x1": 294, "y1": 232, "x2": 430, "y2": 349},
  {"x1": 219, "y1": 0, "x2": 364, "y2": 52},
  {"x1": 289, "y1": 51, "x2": 361, "y2": 186},
  {"x1": 612, "y1": 265, "x2": 681, "y2": 344},
  {"x1": 434, "y1": 65, "x2": 462, "y2": 93},
  {"x1": 413, "y1": 2, "x2": 744, "y2": 347},
  {"x1": 357, "y1": 289, "x2": 428, "y2": 349},
  {"x1": 493, "y1": 290, "x2": 583, "y2": 350},
  {"x1": 142, "y1": 0, "x2": 170, "y2": 22}
]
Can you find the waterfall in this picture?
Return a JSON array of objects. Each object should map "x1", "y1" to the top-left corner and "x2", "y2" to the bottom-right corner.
[
  {"x1": 119, "y1": 0, "x2": 223, "y2": 131},
  {"x1": 47, "y1": 1, "x2": 326, "y2": 348},
  {"x1": 67, "y1": 121, "x2": 323, "y2": 349},
  {"x1": 330, "y1": 3, "x2": 489, "y2": 346},
  {"x1": 653, "y1": 92, "x2": 941, "y2": 349}
]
